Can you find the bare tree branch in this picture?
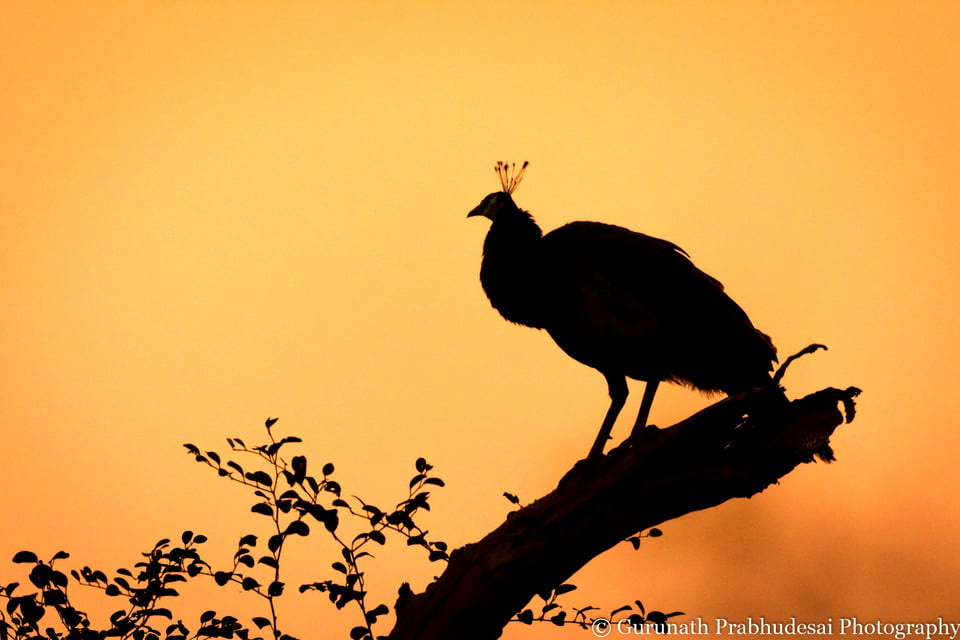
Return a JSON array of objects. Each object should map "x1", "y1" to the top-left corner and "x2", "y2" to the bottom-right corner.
[{"x1": 387, "y1": 382, "x2": 861, "y2": 640}]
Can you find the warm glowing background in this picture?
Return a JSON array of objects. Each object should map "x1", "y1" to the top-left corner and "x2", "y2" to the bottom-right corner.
[{"x1": 3, "y1": 2, "x2": 959, "y2": 637}]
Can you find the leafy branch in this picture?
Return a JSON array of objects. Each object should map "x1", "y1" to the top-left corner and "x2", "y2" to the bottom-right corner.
[
  {"x1": 2, "y1": 537, "x2": 261, "y2": 640},
  {"x1": 2, "y1": 418, "x2": 450, "y2": 640},
  {"x1": 183, "y1": 419, "x2": 449, "y2": 640}
]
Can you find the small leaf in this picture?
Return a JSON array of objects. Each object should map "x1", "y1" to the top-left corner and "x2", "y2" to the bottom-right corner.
[
  {"x1": 181, "y1": 531, "x2": 193, "y2": 545},
  {"x1": 291, "y1": 456, "x2": 307, "y2": 484},
  {"x1": 265, "y1": 417, "x2": 279, "y2": 428},
  {"x1": 503, "y1": 492, "x2": 520, "y2": 504},
  {"x1": 265, "y1": 442, "x2": 282, "y2": 456},
  {"x1": 323, "y1": 510, "x2": 339, "y2": 533},
  {"x1": 325, "y1": 480, "x2": 342, "y2": 496},
  {"x1": 268, "y1": 535, "x2": 283, "y2": 553},
  {"x1": 649, "y1": 528, "x2": 663, "y2": 537},
  {"x1": 251, "y1": 503, "x2": 273, "y2": 517},
  {"x1": 423, "y1": 477, "x2": 445, "y2": 487},
  {"x1": 349, "y1": 627, "x2": 370, "y2": 640},
  {"x1": 52, "y1": 551, "x2": 69, "y2": 561},
  {"x1": 268, "y1": 581, "x2": 284, "y2": 597},
  {"x1": 285, "y1": 520, "x2": 309, "y2": 537},
  {"x1": 251, "y1": 617, "x2": 271, "y2": 629},
  {"x1": 414, "y1": 457, "x2": 431, "y2": 473},
  {"x1": 239, "y1": 534, "x2": 258, "y2": 547},
  {"x1": 241, "y1": 577, "x2": 260, "y2": 591},
  {"x1": 322, "y1": 462, "x2": 334, "y2": 476},
  {"x1": 12, "y1": 551, "x2": 38, "y2": 564},
  {"x1": 49, "y1": 570, "x2": 68, "y2": 588},
  {"x1": 627, "y1": 536, "x2": 641, "y2": 550},
  {"x1": 214, "y1": 572, "x2": 233, "y2": 586},
  {"x1": 550, "y1": 611, "x2": 567, "y2": 626},
  {"x1": 517, "y1": 609, "x2": 534, "y2": 625},
  {"x1": 554, "y1": 583, "x2": 577, "y2": 596},
  {"x1": 649, "y1": 610, "x2": 685, "y2": 622},
  {"x1": 28, "y1": 563, "x2": 52, "y2": 588},
  {"x1": 246, "y1": 471, "x2": 273, "y2": 487}
]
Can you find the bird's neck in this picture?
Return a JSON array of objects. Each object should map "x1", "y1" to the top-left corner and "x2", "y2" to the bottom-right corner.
[
  {"x1": 480, "y1": 209, "x2": 545, "y2": 328},
  {"x1": 483, "y1": 207, "x2": 542, "y2": 254}
]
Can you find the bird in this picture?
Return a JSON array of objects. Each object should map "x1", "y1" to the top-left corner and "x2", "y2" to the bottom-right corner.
[{"x1": 468, "y1": 161, "x2": 777, "y2": 459}]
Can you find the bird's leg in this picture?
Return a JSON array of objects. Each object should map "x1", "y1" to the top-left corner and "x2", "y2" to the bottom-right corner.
[
  {"x1": 633, "y1": 379, "x2": 660, "y2": 430},
  {"x1": 588, "y1": 374, "x2": 628, "y2": 459}
]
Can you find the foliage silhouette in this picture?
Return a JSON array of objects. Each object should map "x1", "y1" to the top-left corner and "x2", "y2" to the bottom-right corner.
[
  {"x1": 1, "y1": 419, "x2": 450, "y2": 640},
  {"x1": 2, "y1": 419, "x2": 658, "y2": 640}
]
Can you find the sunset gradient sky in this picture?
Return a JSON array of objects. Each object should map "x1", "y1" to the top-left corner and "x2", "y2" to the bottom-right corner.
[{"x1": 3, "y1": 2, "x2": 960, "y2": 638}]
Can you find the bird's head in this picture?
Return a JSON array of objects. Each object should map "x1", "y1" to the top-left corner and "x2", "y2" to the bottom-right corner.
[
  {"x1": 467, "y1": 191, "x2": 518, "y2": 221},
  {"x1": 467, "y1": 160, "x2": 529, "y2": 221}
]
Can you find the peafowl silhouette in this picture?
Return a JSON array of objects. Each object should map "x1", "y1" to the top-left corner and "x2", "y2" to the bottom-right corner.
[{"x1": 468, "y1": 162, "x2": 777, "y2": 458}]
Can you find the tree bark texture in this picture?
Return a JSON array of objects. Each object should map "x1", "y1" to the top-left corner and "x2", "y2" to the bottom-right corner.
[{"x1": 387, "y1": 383, "x2": 861, "y2": 640}]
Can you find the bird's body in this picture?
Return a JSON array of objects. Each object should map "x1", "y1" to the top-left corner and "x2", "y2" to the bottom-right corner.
[{"x1": 469, "y1": 167, "x2": 777, "y2": 458}]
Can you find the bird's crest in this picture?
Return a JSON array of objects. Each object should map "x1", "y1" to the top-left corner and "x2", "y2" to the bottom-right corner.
[{"x1": 495, "y1": 160, "x2": 529, "y2": 194}]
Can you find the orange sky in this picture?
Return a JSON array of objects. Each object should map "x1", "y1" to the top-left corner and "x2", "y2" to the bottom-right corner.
[{"x1": 3, "y1": 2, "x2": 960, "y2": 638}]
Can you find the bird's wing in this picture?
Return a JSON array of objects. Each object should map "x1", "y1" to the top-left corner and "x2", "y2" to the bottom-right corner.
[
  {"x1": 539, "y1": 221, "x2": 728, "y2": 319},
  {"x1": 538, "y1": 221, "x2": 776, "y2": 387}
]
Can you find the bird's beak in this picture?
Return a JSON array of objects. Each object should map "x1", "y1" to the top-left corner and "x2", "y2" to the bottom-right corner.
[{"x1": 467, "y1": 205, "x2": 483, "y2": 218}]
